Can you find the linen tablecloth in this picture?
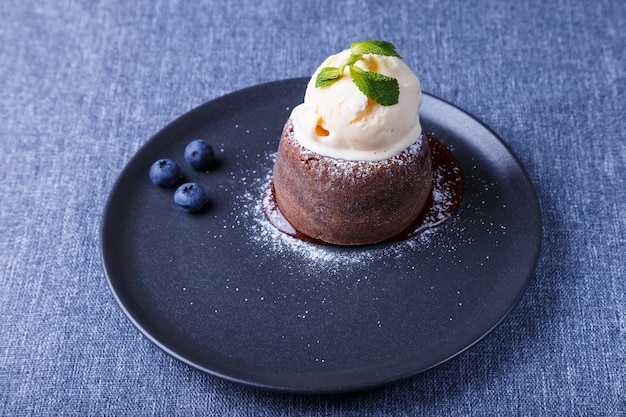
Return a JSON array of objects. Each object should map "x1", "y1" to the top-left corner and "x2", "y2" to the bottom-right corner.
[{"x1": 1, "y1": 0, "x2": 624, "y2": 415}]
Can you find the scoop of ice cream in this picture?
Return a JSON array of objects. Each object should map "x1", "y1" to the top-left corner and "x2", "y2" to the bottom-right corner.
[{"x1": 290, "y1": 48, "x2": 423, "y2": 161}]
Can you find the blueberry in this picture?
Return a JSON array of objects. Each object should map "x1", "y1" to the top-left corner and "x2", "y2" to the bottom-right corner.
[
  {"x1": 149, "y1": 158, "x2": 180, "y2": 187},
  {"x1": 184, "y1": 139, "x2": 214, "y2": 170},
  {"x1": 174, "y1": 182, "x2": 208, "y2": 213}
]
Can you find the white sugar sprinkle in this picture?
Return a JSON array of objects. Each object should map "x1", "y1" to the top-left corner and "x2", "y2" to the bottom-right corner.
[{"x1": 229, "y1": 152, "x2": 458, "y2": 273}]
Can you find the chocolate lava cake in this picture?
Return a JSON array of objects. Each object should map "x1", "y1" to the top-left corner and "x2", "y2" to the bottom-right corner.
[{"x1": 272, "y1": 119, "x2": 432, "y2": 245}]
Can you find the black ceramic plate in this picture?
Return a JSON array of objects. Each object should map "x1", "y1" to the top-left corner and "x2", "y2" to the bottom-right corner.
[{"x1": 101, "y1": 78, "x2": 541, "y2": 394}]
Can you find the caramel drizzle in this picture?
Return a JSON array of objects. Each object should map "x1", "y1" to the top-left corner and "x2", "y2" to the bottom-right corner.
[
  {"x1": 350, "y1": 98, "x2": 376, "y2": 125},
  {"x1": 315, "y1": 117, "x2": 330, "y2": 136}
]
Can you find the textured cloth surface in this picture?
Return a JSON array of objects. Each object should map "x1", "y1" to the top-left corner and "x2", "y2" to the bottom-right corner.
[{"x1": 1, "y1": 0, "x2": 624, "y2": 415}]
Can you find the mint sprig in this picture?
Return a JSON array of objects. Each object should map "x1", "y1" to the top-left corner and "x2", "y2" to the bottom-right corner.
[
  {"x1": 314, "y1": 40, "x2": 402, "y2": 106},
  {"x1": 350, "y1": 40, "x2": 402, "y2": 59}
]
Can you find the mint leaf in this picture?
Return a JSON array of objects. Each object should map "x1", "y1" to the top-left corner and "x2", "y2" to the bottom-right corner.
[
  {"x1": 315, "y1": 41, "x2": 403, "y2": 104},
  {"x1": 315, "y1": 67, "x2": 342, "y2": 88},
  {"x1": 349, "y1": 65, "x2": 399, "y2": 106},
  {"x1": 350, "y1": 40, "x2": 402, "y2": 59}
]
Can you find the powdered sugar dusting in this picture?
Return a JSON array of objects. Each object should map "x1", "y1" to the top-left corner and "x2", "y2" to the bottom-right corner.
[
  {"x1": 231, "y1": 152, "x2": 461, "y2": 272},
  {"x1": 225, "y1": 129, "x2": 466, "y2": 277},
  {"x1": 240, "y1": 165, "x2": 378, "y2": 266}
]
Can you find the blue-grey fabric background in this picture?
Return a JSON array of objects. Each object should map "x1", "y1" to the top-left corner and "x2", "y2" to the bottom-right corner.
[{"x1": 1, "y1": 0, "x2": 624, "y2": 415}]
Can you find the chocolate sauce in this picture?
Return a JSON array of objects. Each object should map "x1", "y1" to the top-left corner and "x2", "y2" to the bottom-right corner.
[{"x1": 262, "y1": 134, "x2": 464, "y2": 245}]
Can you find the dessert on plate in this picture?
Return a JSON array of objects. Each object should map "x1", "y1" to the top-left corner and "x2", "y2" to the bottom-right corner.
[{"x1": 272, "y1": 41, "x2": 433, "y2": 245}]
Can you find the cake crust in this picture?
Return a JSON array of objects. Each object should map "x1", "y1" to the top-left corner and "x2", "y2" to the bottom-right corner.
[{"x1": 272, "y1": 120, "x2": 433, "y2": 245}]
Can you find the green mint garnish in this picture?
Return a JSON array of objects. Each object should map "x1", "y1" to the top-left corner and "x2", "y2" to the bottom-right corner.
[
  {"x1": 314, "y1": 40, "x2": 402, "y2": 106},
  {"x1": 349, "y1": 66, "x2": 400, "y2": 106},
  {"x1": 350, "y1": 40, "x2": 402, "y2": 59},
  {"x1": 315, "y1": 67, "x2": 343, "y2": 87}
]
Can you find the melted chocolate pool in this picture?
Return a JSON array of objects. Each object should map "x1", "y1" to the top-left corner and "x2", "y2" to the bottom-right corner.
[{"x1": 262, "y1": 134, "x2": 464, "y2": 245}]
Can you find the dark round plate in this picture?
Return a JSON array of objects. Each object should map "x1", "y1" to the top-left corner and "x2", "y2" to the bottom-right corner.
[{"x1": 101, "y1": 78, "x2": 541, "y2": 394}]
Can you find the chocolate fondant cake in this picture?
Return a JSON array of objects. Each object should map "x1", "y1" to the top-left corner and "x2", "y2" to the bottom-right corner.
[{"x1": 273, "y1": 120, "x2": 432, "y2": 245}]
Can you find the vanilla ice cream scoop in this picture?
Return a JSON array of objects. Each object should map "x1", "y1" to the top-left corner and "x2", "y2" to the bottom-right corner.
[{"x1": 290, "y1": 48, "x2": 423, "y2": 161}]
